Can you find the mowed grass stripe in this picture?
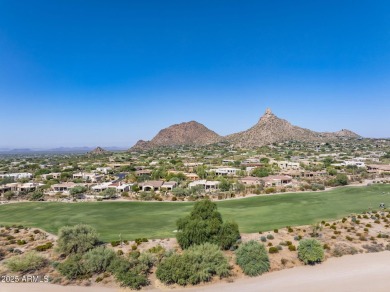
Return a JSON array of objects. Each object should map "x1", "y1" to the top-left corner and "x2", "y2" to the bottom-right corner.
[{"x1": 0, "y1": 185, "x2": 389, "y2": 241}]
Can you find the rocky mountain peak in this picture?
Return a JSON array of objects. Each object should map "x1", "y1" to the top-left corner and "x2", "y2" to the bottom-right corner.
[{"x1": 88, "y1": 146, "x2": 110, "y2": 155}]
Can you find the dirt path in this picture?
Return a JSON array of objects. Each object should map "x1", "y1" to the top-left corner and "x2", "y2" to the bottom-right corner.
[{"x1": 2, "y1": 251, "x2": 390, "y2": 292}]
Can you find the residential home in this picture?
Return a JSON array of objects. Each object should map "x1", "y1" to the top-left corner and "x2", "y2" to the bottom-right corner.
[
  {"x1": 239, "y1": 176, "x2": 262, "y2": 186},
  {"x1": 135, "y1": 170, "x2": 152, "y2": 177},
  {"x1": 185, "y1": 173, "x2": 199, "y2": 181},
  {"x1": 261, "y1": 175, "x2": 292, "y2": 187},
  {"x1": 188, "y1": 180, "x2": 220, "y2": 190},
  {"x1": 41, "y1": 172, "x2": 61, "y2": 180},
  {"x1": 108, "y1": 181, "x2": 132, "y2": 193},
  {"x1": 161, "y1": 181, "x2": 177, "y2": 191},
  {"x1": 367, "y1": 164, "x2": 390, "y2": 174},
  {"x1": 211, "y1": 167, "x2": 240, "y2": 176},
  {"x1": 0, "y1": 173, "x2": 32, "y2": 180},
  {"x1": 139, "y1": 180, "x2": 164, "y2": 191}
]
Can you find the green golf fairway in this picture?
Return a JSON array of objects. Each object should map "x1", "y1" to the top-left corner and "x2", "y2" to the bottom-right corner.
[{"x1": 1, "y1": 185, "x2": 389, "y2": 241}]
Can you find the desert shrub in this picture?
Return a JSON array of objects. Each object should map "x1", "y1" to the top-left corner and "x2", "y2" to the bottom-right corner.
[
  {"x1": 117, "y1": 250, "x2": 124, "y2": 256},
  {"x1": 58, "y1": 254, "x2": 87, "y2": 279},
  {"x1": 219, "y1": 221, "x2": 240, "y2": 250},
  {"x1": 323, "y1": 244, "x2": 330, "y2": 250},
  {"x1": 108, "y1": 253, "x2": 153, "y2": 289},
  {"x1": 266, "y1": 234, "x2": 274, "y2": 240},
  {"x1": 0, "y1": 249, "x2": 5, "y2": 260},
  {"x1": 235, "y1": 241, "x2": 270, "y2": 276},
  {"x1": 35, "y1": 242, "x2": 53, "y2": 251},
  {"x1": 82, "y1": 246, "x2": 117, "y2": 274},
  {"x1": 287, "y1": 227, "x2": 294, "y2": 233},
  {"x1": 260, "y1": 236, "x2": 267, "y2": 242},
  {"x1": 111, "y1": 241, "x2": 120, "y2": 247},
  {"x1": 273, "y1": 229, "x2": 278, "y2": 233},
  {"x1": 17, "y1": 239, "x2": 26, "y2": 245},
  {"x1": 294, "y1": 235, "x2": 302, "y2": 241},
  {"x1": 332, "y1": 243, "x2": 358, "y2": 257},
  {"x1": 297, "y1": 239, "x2": 324, "y2": 265},
  {"x1": 362, "y1": 244, "x2": 384, "y2": 253},
  {"x1": 131, "y1": 245, "x2": 137, "y2": 250},
  {"x1": 288, "y1": 245, "x2": 297, "y2": 251},
  {"x1": 176, "y1": 200, "x2": 240, "y2": 250},
  {"x1": 281, "y1": 258, "x2": 288, "y2": 265},
  {"x1": 346, "y1": 236, "x2": 353, "y2": 241},
  {"x1": 386, "y1": 244, "x2": 390, "y2": 251},
  {"x1": 6, "y1": 251, "x2": 47, "y2": 273},
  {"x1": 57, "y1": 224, "x2": 99, "y2": 255},
  {"x1": 268, "y1": 247, "x2": 278, "y2": 254},
  {"x1": 156, "y1": 243, "x2": 230, "y2": 286},
  {"x1": 134, "y1": 238, "x2": 149, "y2": 245}
]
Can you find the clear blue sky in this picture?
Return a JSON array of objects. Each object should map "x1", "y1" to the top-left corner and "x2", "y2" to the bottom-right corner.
[{"x1": 1, "y1": 1, "x2": 389, "y2": 148}]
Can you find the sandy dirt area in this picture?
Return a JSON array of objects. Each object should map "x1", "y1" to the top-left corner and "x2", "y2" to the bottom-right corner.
[
  {"x1": 173, "y1": 251, "x2": 390, "y2": 292},
  {"x1": 2, "y1": 251, "x2": 390, "y2": 292}
]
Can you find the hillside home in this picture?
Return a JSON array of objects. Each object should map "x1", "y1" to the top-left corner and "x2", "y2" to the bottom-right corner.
[
  {"x1": 261, "y1": 175, "x2": 292, "y2": 187},
  {"x1": 161, "y1": 181, "x2": 177, "y2": 191},
  {"x1": 188, "y1": 180, "x2": 220, "y2": 190},
  {"x1": 367, "y1": 164, "x2": 390, "y2": 174},
  {"x1": 73, "y1": 172, "x2": 103, "y2": 182},
  {"x1": 211, "y1": 167, "x2": 240, "y2": 176},
  {"x1": 239, "y1": 176, "x2": 262, "y2": 186},
  {"x1": 41, "y1": 172, "x2": 61, "y2": 180},
  {"x1": 0, "y1": 173, "x2": 32, "y2": 180},
  {"x1": 139, "y1": 180, "x2": 164, "y2": 191},
  {"x1": 276, "y1": 161, "x2": 300, "y2": 170}
]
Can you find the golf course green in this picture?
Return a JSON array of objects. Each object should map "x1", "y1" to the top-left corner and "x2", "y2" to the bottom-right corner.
[{"x1": 1, "y1": 184, "x2": 390, "y2": 241}]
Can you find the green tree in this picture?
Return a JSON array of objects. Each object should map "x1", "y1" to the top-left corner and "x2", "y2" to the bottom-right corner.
[
  {"x1": 218, "y1": 178, "x2": 232, "y2": 192},
  {"x1": 176, "y1": 200, "x2": 240, "y2": 250},
  {"x1": 30, "y1": 191, "x2": 45, "y2": 201},
  {"x1": 70, "y1": 185, "x2": 87, "y2": 199},
  {"x1": 252, "y1": 167, "x2": 270, "y2": 178},
  {"x1": 3, "y1": 191, "x2": 14, "y2": 200},
  {"x1": 57, "y1": 224, "x2": 99, "y2": 255}
]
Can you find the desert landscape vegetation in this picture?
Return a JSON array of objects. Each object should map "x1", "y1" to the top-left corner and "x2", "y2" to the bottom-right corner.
[{"x1": 2, "y1": 1, "x2": 390, "y2": 291}]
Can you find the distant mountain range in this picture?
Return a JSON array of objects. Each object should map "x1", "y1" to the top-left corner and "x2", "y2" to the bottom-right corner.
[
  {"x1": 0, "y1": 146, "x2": 126, "y2": 154},
  {"x1": 130, "y1": 108, "x2": 361, "y2": 150}
]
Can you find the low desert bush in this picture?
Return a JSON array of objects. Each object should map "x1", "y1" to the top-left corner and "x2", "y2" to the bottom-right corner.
[
  {"x1": 6, "y1": 251, "x2": 47, "y2": 273},
  {"x1": 35, "y1": 242, "x2": 53, "y2": 252},
  {"x1": 82, "y1": 246, "x2": 117, "y2": 274},
  {"x1": 297, "y1": 239, "x2": 324, "y2": 265},
  {"x1": 235, "y1": 241, "x2": 270, "y2": 276},
  {"x1": 288, "y1": 244, "x2": 297, "y2": 251},
  {"x1": 362, "y1": 244, "x2": 384, "y2": 253},
  {"x1": 156, "y1": 243, "x2": 230, "y2": 286},
  {"x1": 58, "y1": 254, "x2": 87, "y2": 279},
  {"x1": 332, "y1": 243, "x2": 358, "y2": 257},
  {"x1": 268, "y1": 247, "x2": 278, "y2": 254}
]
